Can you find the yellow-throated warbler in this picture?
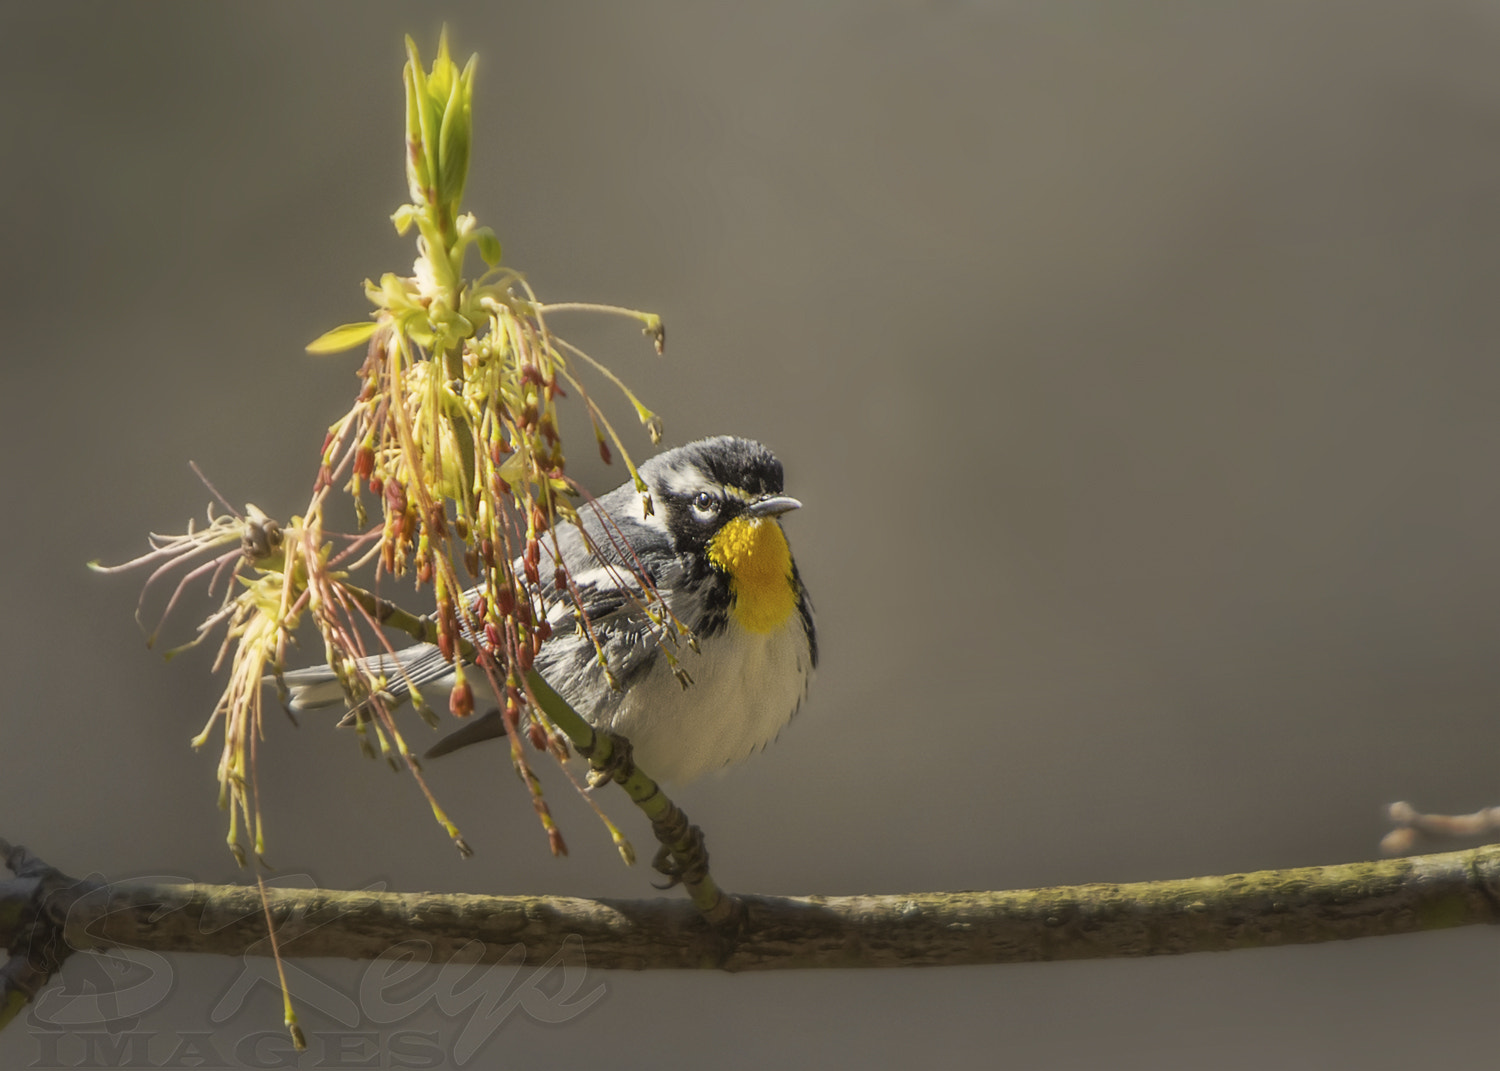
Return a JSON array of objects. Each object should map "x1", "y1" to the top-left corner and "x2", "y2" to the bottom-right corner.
[{"x1": 283, "y1": 436, "x2": 816, "y2": 782}]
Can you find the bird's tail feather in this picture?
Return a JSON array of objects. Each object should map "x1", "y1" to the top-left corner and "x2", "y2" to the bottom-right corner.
[
  {"x1": 424, "y1": 709, "x2": 507, "y2": 759},
  {"x1": 278, "y1": 664, "x2": 346, "y2": 713}
]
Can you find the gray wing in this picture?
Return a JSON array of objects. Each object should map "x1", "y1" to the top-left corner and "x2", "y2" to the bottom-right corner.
[{"x1": 283, "y1": 482, "x2": 685, "y2": 752}]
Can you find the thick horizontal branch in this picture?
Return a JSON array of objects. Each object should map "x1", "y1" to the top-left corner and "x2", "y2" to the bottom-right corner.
[{"x1": 5, "y1": 843, "x2": 1497, "y2": 975}]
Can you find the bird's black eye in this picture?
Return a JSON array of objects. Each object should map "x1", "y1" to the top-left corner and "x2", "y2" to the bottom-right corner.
[{"x1": 691, "y1": 491, "x2": 720, "y2": 520}]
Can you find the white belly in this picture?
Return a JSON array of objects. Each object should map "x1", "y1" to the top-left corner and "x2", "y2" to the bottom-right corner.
[{"x1": 603, "y1": 615, "x2": 814, "y2": 783}]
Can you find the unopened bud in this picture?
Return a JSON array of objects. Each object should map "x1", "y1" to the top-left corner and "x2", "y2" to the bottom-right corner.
[{"x1": 384, "y1": 479, "x2": 407, "y2": 515}]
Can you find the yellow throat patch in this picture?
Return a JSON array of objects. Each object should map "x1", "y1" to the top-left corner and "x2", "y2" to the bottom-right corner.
[{"x1": 707, "y1": 515, "x2": 798, "y2": 633}]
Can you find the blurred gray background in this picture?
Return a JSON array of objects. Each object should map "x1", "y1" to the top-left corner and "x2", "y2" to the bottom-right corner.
[{"x1": 4, "y1": 2, "x2": 1499, "y2": 1067}]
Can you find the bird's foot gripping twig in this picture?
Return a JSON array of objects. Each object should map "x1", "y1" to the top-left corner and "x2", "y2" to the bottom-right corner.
[
  {"x1": 576, "y1": 729, "x2": 705, "y2": 885},
  {"x1": 579, "y1": 729, "x2": 636, "y2": 789},
  {"x1": 574, "y1": 730, "x2": 741, "y2": 930},
  {"x1": 650, "y1": 809, "x2": 709, "y2": 890}
]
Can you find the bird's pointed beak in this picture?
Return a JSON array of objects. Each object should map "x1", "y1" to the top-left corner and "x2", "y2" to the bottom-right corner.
[{"x1": 746, "y1": 495, "x2": 802, "y2": 518}]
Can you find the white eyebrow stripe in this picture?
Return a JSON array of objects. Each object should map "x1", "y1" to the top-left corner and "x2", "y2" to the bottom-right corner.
[{"x1": 654, "y1": 465, "x2": 724, "y2": 498}]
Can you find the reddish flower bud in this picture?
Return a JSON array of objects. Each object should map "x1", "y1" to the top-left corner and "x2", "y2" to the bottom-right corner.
[
  {"x1": 527, "y1": 722, "x2": 548, "y2": 750},
  {"x1": 598, "y1": 438, "x2": 612, "y2": 465},
  {"x1": 449, "y1": 681, "x2": 474, "y2": 718},
  {"x1": 384, "y1": 479, "x2": 407, "y2": 515}
]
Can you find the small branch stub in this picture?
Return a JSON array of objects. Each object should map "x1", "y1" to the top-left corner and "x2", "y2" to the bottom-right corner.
[{"x1": 1381, "y1": 800, "x2": 1500, "y2": 856}]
